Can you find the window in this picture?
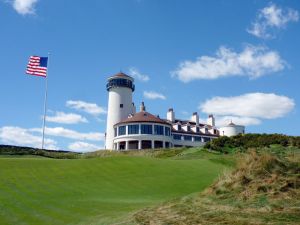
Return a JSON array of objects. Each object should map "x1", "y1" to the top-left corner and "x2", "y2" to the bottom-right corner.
[
  {"x1": 187, "y1": 126, "x2": 191, "y2": 132},
  {"x1": 196, "y1": 127, "x2": 200, "y2": 133},
  {"x1": 203, "y1": 137, "x2": 210, "y2": 142},
  {"x1": 165, "y1": 127, "x2": 171, "y2": 136},
  {"x1": 114, "y1": 128, "x2": 117, "y2": 137},
  {"x1": 154, "y1": 125, "x2": 164, "y2": 135},
  {"x1": 194, "y1": 136, "x2": 201, "y2": 142},
  {"x1": 120, "y1": 104, "x2": 123, "y2": 108},
  {"x1": 173, "y1": 134, "x2": 181, "y2": 140},
  {"x1": 141, "y1": 124, "x2": 152, "y2": 134},
  {"x1": 177, "y1": 125, "x2": 181, "y2": 130},
  {"x1": 128, "y1": 124, "x2": 139, "y2": 134},
  {"x1": 183, "y1": 135, "x2": 192, "y2": 141},
  {"x1": 118, "y1": 126, "x2": 126, "y2": 135},
  {"x1": 106, "y1": 78, "x2": 135, "y2": 91}
]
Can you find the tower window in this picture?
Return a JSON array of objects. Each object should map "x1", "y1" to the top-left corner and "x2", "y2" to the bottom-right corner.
[
  {"x1": 165, "y1": 127, "x2": 171, "y2": 136},
  {"x1": 118, "y1": 126, "x2": 126, "y2": 135},
  {"x1": 128, "y1": 125, "x2": 139, "y2": 134},
  {"x1": 120, "y1": 104, "x2": 123, "y2": 108},
  {"x1": 154, "y1": 125, "x2": 164, "y2": 135},
  {"x1": 141, "y1": 124, "x2": 152, "y2": 134}
]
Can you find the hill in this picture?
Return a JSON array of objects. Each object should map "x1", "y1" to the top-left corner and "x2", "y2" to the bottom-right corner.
[
  {"x1": 0, "y1": 147, "x2": 230, "y2": 225},
  {"x1": 132, "y1": 148, "x2": 300, "y2": 225}
]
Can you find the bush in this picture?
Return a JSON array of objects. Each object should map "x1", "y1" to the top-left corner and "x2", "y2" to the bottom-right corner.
[{"x1": 204, "y1": 134, "x2": 300, "y2": 152}]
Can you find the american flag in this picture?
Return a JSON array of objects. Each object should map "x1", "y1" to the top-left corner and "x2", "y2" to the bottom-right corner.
[{"x1": 26, "y1": 56, "x2": 48, "y2": 77}]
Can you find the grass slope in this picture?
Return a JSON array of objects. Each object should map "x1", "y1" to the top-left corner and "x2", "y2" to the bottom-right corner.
[
  {"x1": 133, "y1": 149, "x2": 300, "y2": 225},
  {"x1": 0, "y1": 150, "x2": 228, "y2": 225}
]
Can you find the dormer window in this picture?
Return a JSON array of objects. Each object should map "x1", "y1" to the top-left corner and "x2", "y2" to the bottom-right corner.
[
  {"x1": 196, "y1": 127, "x2": 200, "y2": 133},
  {"x1": 178, "y1": 124, "x2": 181, "y2": 130},
  {"x1": 187, "y1": 126, "x2": 191, "y2": 132}
]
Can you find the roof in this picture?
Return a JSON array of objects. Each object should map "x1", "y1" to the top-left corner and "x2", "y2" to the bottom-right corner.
[
  {"x1": 167, "y1": 119, "x2": 210, "y2": 128},
  {"x1": 228, "y1": 121, "x2": 236, "y2": 126},
  {"x1": 115, "y1": 111, "x2": 170, "y2": 126},
  {"x1": 172, "y1": 130, "x2": 219, "y2": 137},
  {"x1": 108, "y1": 72, "x2": 133, "y2": 80}
]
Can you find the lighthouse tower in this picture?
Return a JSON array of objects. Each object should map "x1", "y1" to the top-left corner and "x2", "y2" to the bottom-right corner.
[{"x1": 105, "y1": 72, "x2": 135, "y2": 150}]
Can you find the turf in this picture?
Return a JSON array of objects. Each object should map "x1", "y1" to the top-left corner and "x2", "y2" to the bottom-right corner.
[{"x1": 0, "y1": 153, "x2": 228, "y2": 225}]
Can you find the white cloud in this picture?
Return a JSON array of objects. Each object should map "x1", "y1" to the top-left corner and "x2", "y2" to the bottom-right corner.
[
  {"x1": 199, "y1": 93, "x2": 295, "y2": 120},
  {"x1": 248, "y1": 3, "x2": 299, "y2": 39},
  {"x1": 30, "y1": 127, "x2": 104, "y2": 141},
  {"x1": 215, "y1": 116, "x2": 261, "y2": 127},
  {"x1": 66, "y1": 100, "x2": 107, "y2": 116},
  {"x1": 172, "y1": 45, "x2": 285, "y2": 82},
  {"x1": 129, "y1": 67, "x2": 150, "y2": 82},
  {"x1": 68, "y1": 141, "x2": 103, "y2": 153},
  {"x1": 0, "y1": 126, "x2": 58, "y2": 150},
  {"x1": 12, "y1": 0, "x2": 38, "y2": 15},
  {"x1": 143, "y1": 91, "x2": 166, "y2": 100},
  {"x1": 46, "y1": 111, "x2": 88, "y2": 124}
]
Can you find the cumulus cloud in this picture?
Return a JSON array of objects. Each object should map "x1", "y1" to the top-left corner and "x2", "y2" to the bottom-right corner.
[
  {"x1": 215, "y1": 116, "x2": 261, "y2": 127},
  {"x1": 11, "y1": 0, "x2": 38, "y2": 15},
  {"x1": 68, "y1": 141, "x2": 103, "y2": 152},
  {"x1": 46, "y1": 111, "x2": 88, "y2": 124},
  {"x1": 0, "y1": 126, "x2": 58, "y2": 149},
  {"x1": 247, "y1": 3, "x2": 299, "y2": 39},
  {"x1": 31, "y1": 127, "x2": 104, "y2": 141},
  {"x1": 66, "y1": 100, "x2": 107, "y2": 116},
  {"x1": 199, "y1": 93, "x2": 295, "y2": 123},
  {"x1": 172, "y1": 45, "x2": 285, "y2": 82},
  {"x1": 129, "y1": 67, "x2": 150, "y2": 82},
  {"x1": 143, "y1": 91, "x2": 166, "y2": 100}
]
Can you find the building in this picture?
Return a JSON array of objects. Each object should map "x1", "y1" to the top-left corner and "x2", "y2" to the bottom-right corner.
[
  {"x1": 105, "y1": 72, "x2": 244, "y2": 150},
  {"x1": 219, "y1": 121, "x2": 245, "y2": 137}
]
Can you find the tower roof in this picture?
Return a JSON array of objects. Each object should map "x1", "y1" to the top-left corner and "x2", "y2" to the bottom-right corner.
[
  {"x1": 228, "y1": 121, "x2": 236, "y2": 126},
  {"x1": 106, "y1": 72, "x2": 135, "y2": 91},
  {"x1": 108, "y1": 72, "x2": 133, "y2": 81},
  {"x1": 115, "y1": 111, "x2": 170, "y2": 126}
]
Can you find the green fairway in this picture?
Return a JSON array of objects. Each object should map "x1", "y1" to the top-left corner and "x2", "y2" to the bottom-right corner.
[{"x1": 0, "y1": 153, "x2": 228, "y2": 225}]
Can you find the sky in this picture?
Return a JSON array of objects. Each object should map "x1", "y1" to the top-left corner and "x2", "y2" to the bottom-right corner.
[{"x1": 0, "y1": 0, "x2": 299, "y2": 152}]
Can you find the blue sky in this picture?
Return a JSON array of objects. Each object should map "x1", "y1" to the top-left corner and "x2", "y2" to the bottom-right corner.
[{"x1": 0, "y1": 0, "x2": 299, "y2": 151}]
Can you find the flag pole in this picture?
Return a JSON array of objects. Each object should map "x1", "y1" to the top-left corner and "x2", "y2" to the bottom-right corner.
[{"x1": 41, "y1": 53, "x2": 50, "y2": 149}]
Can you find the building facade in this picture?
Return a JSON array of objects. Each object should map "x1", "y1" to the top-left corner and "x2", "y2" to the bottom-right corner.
[{"x1": 105, "y1": 72, "x2": 244, "y2": 150}]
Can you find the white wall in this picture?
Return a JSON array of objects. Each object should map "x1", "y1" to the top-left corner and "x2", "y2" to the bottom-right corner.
[
  {"x1": 106, "y1": 87, "x2": 133, "y2": 150},
  {"x1": 219, "y1": 125, "x2": 245, "y2": 137}
]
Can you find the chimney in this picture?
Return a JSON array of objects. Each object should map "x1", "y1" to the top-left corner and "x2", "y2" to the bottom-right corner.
[
  {"x1": 167, "y1": 108, "x2": 175, "y2": 122},
  {"x1": 140, "y1": 102, "x2": 146, "y2": 112},
  {"x1": 191, "y1": 112, "x2": 199, "y2": 125},
  {"x1": 207, "y1": 114, "x2": 215, "y2": 126}
]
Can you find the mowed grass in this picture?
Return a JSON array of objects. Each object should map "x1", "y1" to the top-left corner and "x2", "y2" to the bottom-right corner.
[{"x1": 0, "y1": 154, "x2": 227, "y2": 225}]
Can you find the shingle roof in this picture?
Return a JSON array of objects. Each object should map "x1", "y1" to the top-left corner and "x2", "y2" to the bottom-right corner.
[
  {"x1": 115, "y1": 111, "x2": 170, "y2": 126},
  {"x1": 108, "y1": 72, "x2": 133, "y2": 80}
]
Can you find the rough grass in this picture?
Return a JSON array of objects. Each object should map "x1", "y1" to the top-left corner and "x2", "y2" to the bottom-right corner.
[
  {"x1": 132, "y1": 149, "x2": 300, "y2": 225},
  {"x1": 0, "y1": 148, "x2": 229, "y2": 225}
]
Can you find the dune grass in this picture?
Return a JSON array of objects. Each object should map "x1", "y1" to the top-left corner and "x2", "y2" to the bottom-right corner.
[
  {"x1": 133, "y1": 150, "x2": 300, "y2": 225},
  {"x1": 0, "y1": 149, "x2": 229, "y2": 225}
]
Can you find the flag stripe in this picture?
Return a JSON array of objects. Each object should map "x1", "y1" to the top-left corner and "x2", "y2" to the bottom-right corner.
[{"x1": 26, "y1": 68, "x2": 47, "y2": 73}]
